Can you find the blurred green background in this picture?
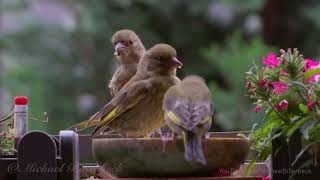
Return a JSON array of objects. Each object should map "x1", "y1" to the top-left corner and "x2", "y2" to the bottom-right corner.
[{"x1": 1, "y1": 0, "x2": 320, "y2": 134}]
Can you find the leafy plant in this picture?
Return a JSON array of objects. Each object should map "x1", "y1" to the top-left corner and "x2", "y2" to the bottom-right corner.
[
  {"x1": 0, "y1": 107, "x2": 48, "y2": 156},
  {"x1": 245, "y1": 48, "x2": 320, "y2": 175},
  {"x1": 0, "y1": 128, "x2": 15, "y2": 156}
]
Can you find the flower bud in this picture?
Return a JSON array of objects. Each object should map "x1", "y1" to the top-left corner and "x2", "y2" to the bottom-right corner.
[
  {"x1": 259, "y1": 79, "x2": 267, "y2": 88},
  {"x1": 276, "y1": 100, "x2": 288, "y2": 111},
  {"x1": 254, "y1": 105, "x2": 262, "y2": 113},
  {"x1": 246, "y1": 81, "x2": 253, "y2": 89}
]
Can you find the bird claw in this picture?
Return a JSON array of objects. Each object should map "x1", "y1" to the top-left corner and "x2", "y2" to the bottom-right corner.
[{"x1": 171, "y1": 132, "x2": 176, "y2": 140}]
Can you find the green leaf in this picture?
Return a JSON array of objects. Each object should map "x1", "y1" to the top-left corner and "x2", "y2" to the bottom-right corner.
[
  {"x1": 245, "y1": 157, "x2": 258, "y2": 176},
  {"x1": 291, "y1": 143, "x2": 315, "y2": 166},
  {"x1": 308, "y1": 123, "x2": 320, "y2": 143},
  {"x1": 290, "y1": 116, "x2": 303, "y2": 123},
  {"x1": 300, "y1": 120, "x2": 318, "y2": 140},
  {"x1": 271, "y1": 130, "x2": 284, "y2": 140},
  {"x1": 304, "y1": 68, "x2": 320, "y2": 79},
  {"x1": 259, "y1": 147, "x2": 272, "y2": 160},
  {"x1": 287, "y1": 117, "x2": 311, "y2": 139},
  {"x1": 299, "y1": 104, "x2": 308, "y2": 113}
]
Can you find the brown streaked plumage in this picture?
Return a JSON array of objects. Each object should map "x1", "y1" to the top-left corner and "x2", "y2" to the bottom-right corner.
[
  {"x1": 109, "y1": 29, "x2": 146, "y2": 97},
  {"x1": 68, "y1": 30, "x2": 145, "y2": 132},
  {"x1": 92, "y1": 44, "x2": 182, "y2": 138}
]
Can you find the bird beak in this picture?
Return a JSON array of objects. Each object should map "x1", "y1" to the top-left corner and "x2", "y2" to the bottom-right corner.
[
  {"x1": 114, "y1": 42, "x2": 128, "y2": 56},
  {"x1": 170, "y1": 57, "x2": 183, "y2": 69}
]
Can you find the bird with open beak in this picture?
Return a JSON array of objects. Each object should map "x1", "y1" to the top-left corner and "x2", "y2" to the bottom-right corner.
[
  {"x1": 69, "y1": 30, "x2": 145, "y2": 132},
  {"x1": 92, "y1": 44, "x2": 182, "y2": 138},
  {"x1": 109, "y1": 29, "x2": 146, "y2": 97}
]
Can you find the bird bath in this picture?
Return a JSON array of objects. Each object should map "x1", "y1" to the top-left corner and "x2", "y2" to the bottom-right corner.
[{"x1": 92, "y1": 132, "x2": 250, "y2": 178}]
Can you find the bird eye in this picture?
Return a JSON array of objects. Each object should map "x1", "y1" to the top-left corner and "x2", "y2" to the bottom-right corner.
[{"x1": 129, "y1": 40, "x2": 133, "y2": 45}]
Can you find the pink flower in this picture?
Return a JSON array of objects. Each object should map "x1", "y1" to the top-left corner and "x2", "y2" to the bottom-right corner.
[
  {"x1": 276, "y1": 100, "x2": 288, "y2": 111},
  {"x1": 263, "y1": 53, "x2": 279, "y2": 68},
  {"x1": 305, "y1": 59, "x2": 318, "y2": 71},
  {"x1": 307, "y1": 92, "x2": 318, "y2": 110},
  {"x1": 263, "y1": 176, "x2": 271, "y2": 180},
  {"x1": 280, "y1": 70, "x2": 288, "y2": 76},
  {"x1": 309, "y1": 74, "x2": 320, "y2": 82},
  {"x1": 255, "y1": 106, "x2": 262, "y2": 113},
  {"x1": 273, "y1": 82, "x2": 288, "y2": 93},
  {"x1": 259, "y1": 79, "x2": 268, "y2": 88},
  {"x1": 268, "y1": 82, "x2": 274, "y2": 89},
  {"x1": 304, "y1": 59, "x2": 320, "y2": 82},
  {"x1": 307, "y1": 101, "x2": 317, "y2": 110}
]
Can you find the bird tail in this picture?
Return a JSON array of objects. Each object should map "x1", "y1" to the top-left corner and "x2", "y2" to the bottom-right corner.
[
  {"x1": 68, "y1": 119, "x2": 98, "y2": 131},
  {"x1": 183, "y1": 132, "x2": 194, "y2": 162},
  {"x1": 183, "y1": 132, "x2": 207, "y2": 165},
  {"x1": 192, "y1": 133, "x2": 207, "y2": 165},
  {"x1": 68, "y1": 111, "x2": 100, "y2": 131}
]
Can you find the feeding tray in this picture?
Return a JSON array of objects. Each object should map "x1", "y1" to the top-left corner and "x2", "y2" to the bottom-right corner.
[{"x1": 92, "y1": 132, "x2": 250, "y2": 178}]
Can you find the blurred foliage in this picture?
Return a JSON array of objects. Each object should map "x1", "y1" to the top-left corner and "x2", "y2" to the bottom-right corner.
[
  {"x1": 1, "y1": 0, "x2": 320, "y2": 134},
  {"x1": 203, "y1": 33, "x2": 273, "y2": 130},
  {"x1": 216, "y1": 0, "x2": 264, "y2": 12}
]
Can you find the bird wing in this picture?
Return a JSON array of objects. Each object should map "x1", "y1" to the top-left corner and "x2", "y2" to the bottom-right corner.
[
  {"x1": 188, "y1": 101, "x2": 213, "y2": 131},
  {"x1": 68, "y1": 107, "x2": 108, "y2": 131},
  {"x1": 91, "y1": 80, "x2": 150, "y2": 137},
  {"x1": 68, "y1": 117, "x2": 99, "y2": 131},
  {"x1": 165, "y1": 98, "x2": 213, "y2": 132}
]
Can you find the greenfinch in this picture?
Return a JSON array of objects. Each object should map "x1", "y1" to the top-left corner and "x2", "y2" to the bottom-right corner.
[
  {"x1": 109, "y1": 29, "x2": 145, "y2": 97},
  {"x1": 163, "y1": 75, "x2": 214, "y2": 165},
  {"x1": 92, "y1": 44, "x2": 182, "y2": 138},
  {"x1": 69, "y1": 30, "x2": 145, "y2": 131}
]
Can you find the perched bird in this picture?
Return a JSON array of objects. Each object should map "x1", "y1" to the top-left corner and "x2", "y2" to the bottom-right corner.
[
  {"x1": 68, "y1": 29, "x2": 145, "y2": 131},
  {"x1": 91, "y1": 44, "x2": 182, "y2": 138},
  {"x1": 109, "y1": 29, "x2": 146, "y2": 97},
  {"x1": 163, "y1": 75, "x2": 214, "y2": 165}
]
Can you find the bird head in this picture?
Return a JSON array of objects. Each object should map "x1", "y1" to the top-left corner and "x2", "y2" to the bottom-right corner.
[
  {"x1": 111, "y1": 29, "x2": 145, "y2": 63},
  {"x1": 181, "y1": 75, "x2": 212, "y2": 101},
  {"x1": 182, "y1": 75, "x2": 206, "y2": 84},
  {"x1": 139, "y1": 44, "x2": 183, "y2": 75}
]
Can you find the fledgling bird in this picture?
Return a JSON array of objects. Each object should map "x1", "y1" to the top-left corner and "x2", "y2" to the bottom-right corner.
[
  {"x1": 91, "y1": 44, "x2": 182, "y2": 138},
  {"x1": 68, "y1": 29, "x2": 145, "y2": 131},
  {"x1": 109, "y1": 29, "x2": 146, "y2": 97},
  {"x1": 163, "y1": 75, "x2": 214, "y2": 165}
]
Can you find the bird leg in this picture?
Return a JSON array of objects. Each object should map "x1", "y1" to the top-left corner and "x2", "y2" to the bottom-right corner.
[
  {"x1": 147, "y1": 128, "x2": 162, "y2": 138},
  {"x1": 203, "y1": 133, "x2": 210, "y2": 154}
]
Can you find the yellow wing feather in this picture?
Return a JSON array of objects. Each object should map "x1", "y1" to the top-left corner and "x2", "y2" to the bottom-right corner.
[
  {"x1": 201, "y1": 116, "x2": 211, "y2": 124},
  {"x1": 167, "y1": 111, "x2": 181, "y2": 124},
  {"x1": 99, "y1": 108, "x2": 118, "y2": 126},
  {"x1": 92, "y1": 93, "x2": 144, "y2": 137}
]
